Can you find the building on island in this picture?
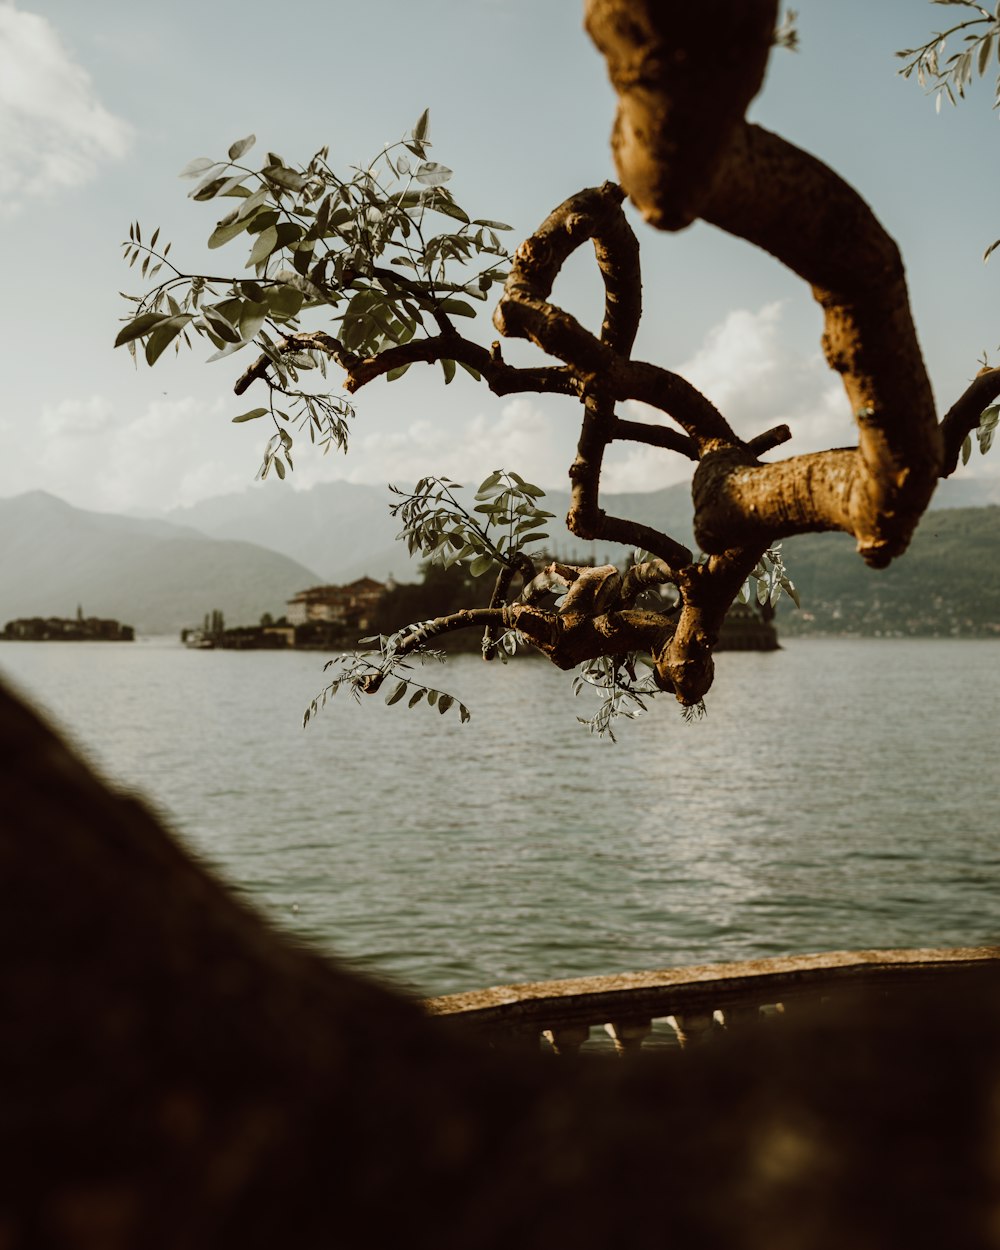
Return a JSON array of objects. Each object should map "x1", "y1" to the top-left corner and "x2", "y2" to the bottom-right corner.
[{"x1": 285, "y1": 579, "x2": 386, "y2": 633}]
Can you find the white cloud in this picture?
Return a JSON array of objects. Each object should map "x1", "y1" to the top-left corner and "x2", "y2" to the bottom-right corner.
[
  {"x1": 20, "y1": 394, "x2": 253, "y2": 513},
  {"x1": 292, "y1": 396, "x2": 575, "y2": 491},
  {"x1": 0, "y1": 4, "x2": 132, "y2": 211},
  {"x1": 41, "y1": 395, "x2": 115, "y2": 437}
]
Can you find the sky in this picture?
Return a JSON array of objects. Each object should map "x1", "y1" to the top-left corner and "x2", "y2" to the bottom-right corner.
[{"x1": 1, "y1": 0, "x2": 997, "y2": 516}]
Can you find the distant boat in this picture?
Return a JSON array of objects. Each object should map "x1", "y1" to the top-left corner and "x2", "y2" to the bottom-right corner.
[{"x1": 182, "y1": 630, "x2": 215, "y2": 650}]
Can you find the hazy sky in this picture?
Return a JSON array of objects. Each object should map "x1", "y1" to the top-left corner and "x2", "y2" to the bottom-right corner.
[{"x1": 2, "y1": 0, "x2": 997, "y2": 515}]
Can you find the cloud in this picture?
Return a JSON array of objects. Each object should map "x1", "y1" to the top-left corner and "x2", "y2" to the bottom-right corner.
[
  {"x1": 24, "y1": 303, "x2": 993, "y2": 516},
  {"x1": 293, "y1": 396, "x2": 576, "y2": 491},
  {"x1": 41, "y1": 395, "x2": 115, "y2": 437},
  {"x1": 20, "y1": 394, "x2": 252, "y2": 514},
  {"x1": 0, "y1": 4, "x2": 132, "y2": 210},
  {"x1": 604, "y1": 302, "x2": 857, "y2": 493}
]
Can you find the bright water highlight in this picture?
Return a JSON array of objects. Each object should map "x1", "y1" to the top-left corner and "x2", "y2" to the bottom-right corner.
[{"x1": 2, "y1": 637, "x2": 998, "y2": 995}]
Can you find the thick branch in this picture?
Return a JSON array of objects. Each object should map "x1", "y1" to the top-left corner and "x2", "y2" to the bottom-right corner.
[
  {"x1": 584, "y1": 0, "x2": 778, "y2": 231},
  {"x1": 613, "y1": 418, "x2": 698, "y2": 460},
  {"x1": 369, "y1": 601, "x2": 679, "y2": 690},
  {"x1": 586, "y1": 1, "x2": 944, "y2": 568},
  {"x1": 494, "y1": 186, "x2": 734, "y2": 449},
  {"x1": 939, "y1": 366, "x2": 1000, "y2": 477},
  {"x1": 657, "y1": 547, "x2": 766, "y2": 704}
]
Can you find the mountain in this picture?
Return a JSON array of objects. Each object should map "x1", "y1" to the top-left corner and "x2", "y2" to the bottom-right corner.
[
  {"x1": 163, "y1": 481, "x2": 398, "y2": 582},
  {"x1": 0, "y1": 492, "x2": 322, "y2": 635},
  {"x1": 159, "y1": 473, "x2": 995, "y2": 586},
  {"x1": 778, "y1": 505, "x2": 1000, "y2": 636},
  {"x1": 162, "y1": 479, "x2": 699, "y2": 582}
]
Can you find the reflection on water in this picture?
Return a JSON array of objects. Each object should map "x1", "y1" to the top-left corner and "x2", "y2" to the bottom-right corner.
[{"x1": 2, "y1": 636, "x2": 999, "y2": 994}]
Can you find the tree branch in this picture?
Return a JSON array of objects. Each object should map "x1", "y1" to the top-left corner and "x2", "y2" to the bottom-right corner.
[
  {"x1": 939, "y1": 366, "x2": 1000, "y2": 476},
  {"x1": 493, "y1": 184, "x2": 735, "y2": 449},
  {"x1": 585, "y1": 0, "x2": 945, "y2": 569},
  {"x1": 233, "y1": 330, "x2": 581, "y2": 401},
  {"x1": 613, "y1": 418, "x2": 698, "y2": 460}
]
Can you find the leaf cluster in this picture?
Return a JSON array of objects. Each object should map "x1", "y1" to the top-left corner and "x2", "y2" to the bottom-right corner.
[
  {"x1": 572, "y1": 654, "x2": 661, "y2": 743},
  {"x1": 389, "y1": 470, "x2": 553, "y2": 581},
  {"x1": 302, "y1": 632, "x2": 469, "y2": 728},
  {"x1": 897, "y1": 1, "x2": 1000, "y2": 115},
  {"x1": 737, "y1": 545, "x2": 800, "y2": 610},
  {"x1": 117, "y1": 112, "x2": 513, "y2": 478},
  {"x1": 962, "y1": 402, "x2": 1000, "y2": 463}
]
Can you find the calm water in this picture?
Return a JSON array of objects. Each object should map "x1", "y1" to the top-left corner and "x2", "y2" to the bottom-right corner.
[{"x1": 2, "y1": 637, "x2": 998, "y2": 995}]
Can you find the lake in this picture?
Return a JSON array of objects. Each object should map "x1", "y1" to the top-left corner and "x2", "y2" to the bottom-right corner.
[{"x1": 2, "y1": 636, "x2": 998, "y2": 995}]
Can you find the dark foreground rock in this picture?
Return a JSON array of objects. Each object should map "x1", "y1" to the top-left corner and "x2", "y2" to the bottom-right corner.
[{"x1": 1, "y1": 676, "x2": 998, "y2": 1248}]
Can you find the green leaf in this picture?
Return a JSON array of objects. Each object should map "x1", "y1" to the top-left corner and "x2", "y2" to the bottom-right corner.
[
  {"x1": 984, "y1": 239, "x2": 1000, "y2": 263},
  {"x1": 429, "y1": 197, "x2": 470, "y2": 224},
  {"x1": 179, "y1": 156, "x2": 219, "y2": 180},
  {"x1": 239, "y1": 299, "x2": 269, "y2": 342},
  {"x1": 201, "y1": 305, "x2": 242, "y2": 343},
  {"x1": 190, "y1": 173, "x2": 230, "y2": 201},
  {"x1": 387, "y1": 363, "x2": 412, "y2": 382},
  {"x1": 413, "y1": 108, "x2": 430, "y2": 143},
  {"x1": 274, "y1": 269, "x2": 325, "y2": 302},
  {"x1": 407, "y1": 687, "x2": 425, "y2": 708},
  {"x1": 264, "y1": 285, "x2": 304, "y2": 320},
  {"x1": 469, "y1": 554, "x2": 495, "y2": 577},
  {"x1": 476, "y1": 470, "x2": 503, "y2": 497},
  {"x1": 962, "y1": 434, "x2": 973, "y2": 465},
  {"x1": 437, "y1": 693, "x2": 454, "y2": 715},
  {"x1": 208, "y1": 211, "x2": 251, "y2": 249},
  {"x1": 438, "y1": 298, "x2": 477, "y2": 318},
  {"x1": 457, "y1": 360, "x2": 481, "y2": 382},
  {"x1": 205, "y1": 339, "x2": 250, "y2": 362},
  {"x1": 441, "y1": 358, "x2": 456, "y2": 385},
  {"x1": 472, "y1": 218, "x2": 514, "y2": 230},
  {"x1": 273, "y1": 456, "x2": 286, "y2": 480},
  {"x1": 415, "y1": 162, "x2": 453, "y2": 187},
  {"x1": 114, "y1": 311, "x2": 169, "y2": 347},
  {"x1": 247, "y1": 225, "x2": 279, "y2": 267},
  {"x1": 232, "y1": 408, "x2": 269, "y2": 423},
  {"x1": 385, "y1": 679, "x2": 408, "y2": 706},
  {"x1": 228, "y1": 133, "x2": 256, "y2": 161},
  {"x1": 144, "y1": 318, "x2": 188, "y2": 366},
  {"x1": 459, "y1": 703, "x2": 471, "y2": 724},
  {"x1": 517, "y1": 532, "x2": 549, "y2": 545},
  {"x1": 264, "y1": 164, "x2": 308, "y2": 192}
]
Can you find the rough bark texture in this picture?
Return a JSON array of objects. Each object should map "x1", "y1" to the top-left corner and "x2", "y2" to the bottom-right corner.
[
  {"x1": 585, "y1": 0, "x2": 1000, "y2": 576},
  {"x1": 584, "y1": 0, "x2": 778, "y2": 231}
]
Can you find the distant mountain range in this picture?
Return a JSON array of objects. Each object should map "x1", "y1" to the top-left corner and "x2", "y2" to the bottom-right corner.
[
  {"x1": 2, "y1": 473, "x2": 998, "y2": 637},
  {"x1": 160, "y1": 479, "x2": 701, "y2": 582},
  {"x1": 158, "y1": 471, "x2": 1000, "y2": 583},
  {"x1": 779, "y1": 504, "x2": 1000, "y2": 637},
  {"x1": 0, "y1": 492, "x2": 321, "y2": 635}
]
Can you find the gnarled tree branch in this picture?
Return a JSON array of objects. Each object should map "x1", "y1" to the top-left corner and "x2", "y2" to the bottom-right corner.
[{"x1": 586, "y1": 0, "x2": 946, "y2": 570}]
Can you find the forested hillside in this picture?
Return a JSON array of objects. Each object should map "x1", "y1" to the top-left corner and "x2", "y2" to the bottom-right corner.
[{"x1": 779, "y1": 507, "x2": 1000, "y2": 636}]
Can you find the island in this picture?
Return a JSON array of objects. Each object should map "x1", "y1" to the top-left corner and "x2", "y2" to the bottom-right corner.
[{"x1": 3, "y1": 607, "x2": 134, "y2": 642}]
